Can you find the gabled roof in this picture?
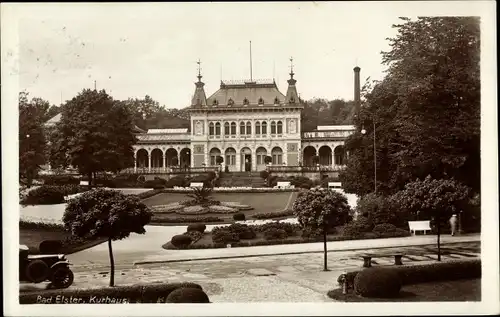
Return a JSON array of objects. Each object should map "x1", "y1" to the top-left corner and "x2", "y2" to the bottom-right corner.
[
  {"x1": 205, "y1": 80, "x2": 286, "y2": 107},
  {"x1": 45, "y1": 113, "x2": 62, "y2": 127}
]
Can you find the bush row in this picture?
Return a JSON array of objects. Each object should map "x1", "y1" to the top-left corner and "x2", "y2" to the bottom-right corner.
[
  {"x1": 19, "y1": 220, "x2": 65, "y2": 231},
  {"x1": 20, "y1": 185, "x2": 88, "y2": 205},
  {"x1": 185, "y1": 228, "x2": 410, "y2": 249},
  {"x1": 150, "y1": 215, "x2": 223, "y2": 224},
  {"x1": 252, "y1": 209, "x2": 295, "y2": 220},
  {"x1": 19, "y1": 282, "x2": 206, "y2": 304},
  {"x1": 338, "y1": 259, "x2": 481, "y2": 291}
]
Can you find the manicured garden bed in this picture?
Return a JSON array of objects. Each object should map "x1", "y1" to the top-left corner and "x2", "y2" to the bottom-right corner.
[
  {"x1": 162, "y1": 222, "x2": 411, "y2": 250},
  {"x1": 19, "y1": 221, "x2": 105, "y2": 254},
  {"x1": 327, "y1": 278, "x2": 481, "y2": 302},
  {"x1": 144, "y1": 192, "x2": 297, "y2": 225}
]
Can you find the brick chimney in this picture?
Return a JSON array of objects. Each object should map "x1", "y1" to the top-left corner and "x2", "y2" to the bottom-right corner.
[{"x1": 353, "y1": 66, "x2": 361, "y2": 112}]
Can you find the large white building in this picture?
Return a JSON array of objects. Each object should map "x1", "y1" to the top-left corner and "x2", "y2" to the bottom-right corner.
[{"x1": 132, "y1": 66, "x2": 361, "y2": 174}]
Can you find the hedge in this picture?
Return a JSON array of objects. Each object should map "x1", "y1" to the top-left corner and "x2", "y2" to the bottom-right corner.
[
  {"x1": 354, "y1": 268, "x2": 402, "y2": 298},
  {"x1": 136, "y1": 189, "x2": 164, "y2": 199},
  {"x1": 166, "y1": 287, "x2": 210, "y2": 303},
  {"x1": 252, "y1": 209, "x2": 295, "y2": 220},
  {"x1": 150, "y1": 215, "x2": 223, "y2": 224},
  {"x1": 19, "y1": 282, "x2": 203, "y2": 304},
  {"x1": 21, "y1": 186, "x2": 66, "y2": 205},
  {"x1": 19, "y1": 220, "x2": 65, "y2": 231},
  {"x1": 338, "y1": 259, "x2": 481, "y2": 290},
  {"x1": 184, "y1": 229, "x2": 410, "y2": 249}
]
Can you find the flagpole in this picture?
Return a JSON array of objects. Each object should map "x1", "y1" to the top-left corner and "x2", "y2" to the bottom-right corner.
[{"x1": 250, "y1": 41, "x2": 253, "y2": 81}]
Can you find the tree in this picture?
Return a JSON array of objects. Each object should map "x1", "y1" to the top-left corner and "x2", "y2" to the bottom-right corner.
[
  {"x1": 51, "y1": 89, "x2": 136, "y2": 187},
  {"x1": 301, "y1": 98, "x2": 355, "y2": 132},
  {"x1": 19, "y1": 92, "x2": 49, "y2": 187},
  {"x1": 292, "y1": 188, "x2": 351, "y2": 271},
  {"x1": 340, "y1": 17, "x2": 480, "y2": 196},
  {"x1": 394, "y1": 176, "x2": 470, "y2": 261},
  {"x1": 63, "y1": 189, "x2": 151, "y2": 286},
  {"x1": 216, "y1": 156, "x2": 224, "y2": 165}
]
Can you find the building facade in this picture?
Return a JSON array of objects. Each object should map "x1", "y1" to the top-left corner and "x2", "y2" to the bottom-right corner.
[{"x1": 132, "y1": 67, "x2": 359, "y2": 173}]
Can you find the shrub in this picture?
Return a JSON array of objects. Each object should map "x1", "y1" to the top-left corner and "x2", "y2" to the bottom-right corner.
[
  {"x1": 170, "y1": 234, "x2": 193, "y2": 248},
  {"x1": 39, "y1": 240, "x2": 63, "y2": 254},
  {"x1": 19, "y1": 282, "x2": 203, "y2": 304},
  {"x1": 150, "y1": 215, "x2": 223, "y2": 224},
  {"x1": 228, "y1": 223, "x2": 256, "y2": 239},
  {"x1": 254, "y1": 222, "x2": 300, "y2": 236},
  {"x1": 290, "y1": 176, "x2": 313, "y2": 189},
  {"x1": 207, "y1": 171, "x2": 217, "y2": 181},
  {"x1": 373, "y1": 223, "x2": 398, "y2": 233},
  {"x1": 263, "y1": 228, "x2": 288, "y2": 240},
  {"x1": 189, "y1": 175, "x2": 212, "y2": 187},
  {"x1": 252, "y1": 209, "x2": 294, "y2": 219},
  {"x1": 43, "y1": 175, "x2": 80, "y2": 186},
  {"x1": 340, "y1": 222, "x2": 363, "y2": 238},
  {"x1": 233, "y1": 213, "x2": 246, "y2": 221},
  {"x1": 339, "y1": 259, "x2": 481, "y2": 290},
  {"x1": 143, "y1": 178, "x2": 167, "y2": 189},
  {"x1": 187, "y1": 223, "x2": 207, "y2": 233},
  {"x1": 212, "y1": 227, "x2": 240, "y2": 244},
  {"x1": 260, "y1": 170, "x2": 269, "y2": 180},
  {"x1": 19, "y1": 221, "x2": 65, "y2": 231},
  {"x1": 183, "y1": 231, "x2": 203, "y2": 244},
  {"x1": 166, "y1": 287, "x2": 210, "y2": 303},
  {"x1": 166, "y1": 176, "x2": 187, "y2": 188},
  {"x1": 354, "y1": 268, "x2": 402, "y2": 298},
  {"x1": 21, "y1": 185, "x2": 66, "y2": 205}
]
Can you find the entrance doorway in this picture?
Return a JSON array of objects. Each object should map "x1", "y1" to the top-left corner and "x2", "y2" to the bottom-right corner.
[{"x1": 244, "y1": 154, "x2": 251, "y2": 171}]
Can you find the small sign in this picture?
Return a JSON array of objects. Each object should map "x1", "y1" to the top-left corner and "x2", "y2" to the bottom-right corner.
[{"x1": 80, "y1": 181, "x2": 89, "y2": 186}]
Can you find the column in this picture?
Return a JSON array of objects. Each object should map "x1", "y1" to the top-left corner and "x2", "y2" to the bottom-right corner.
[
  {"x1": 251, "y1": 148, "x2": 257, "y2": 171},
  {"x1": 236, "y1": 149, "x2": 241, "y2": 172},
  {"x1": 134, "y1": 151, "x2": 137, "y2": 173},
  {"x1": 148, "y1": 150, "x2": 151, "y2": 173}
]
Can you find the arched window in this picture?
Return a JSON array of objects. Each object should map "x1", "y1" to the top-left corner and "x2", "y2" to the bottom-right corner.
[
  {"x1": 228, "y1": 98, "x2": 234, "y2": 106},
  {"x1": 224, "y1": 122, "x2": 230, "y2": 135},
  {"x1": 271, "y1": 147, "x2": 283, "y2": 165},
  {"x1": 210, "y1": 148, "x2": 221, "y2": 166},
  {"x1": 246, "y1": 121, "x2": 251, "y2": 135},
  {"x1": 255, "y1": 121, "x2": 261, "y2": 135},
  {"x1": 230, "y1": 122, "x2": 236, "y2": 135},
  {"x1": 225, "y1": 148, "x2": 236, "y2": 166},
  {"x1": 274, "y1": 97, "x2": 280, "y2": 104},
  {"x1": 258, "y1": 97, "x2": 264, "y2": 105},
  {"x1": 256, "y1": 147, "x2": 267, "y2": 165},
  {"x1": 243, "y1": 97, "x2": 249, "y2": 106},
  {"x1": 240, "y1": 121, "x2": 246, "y2": 135},
  {"x1": 215, "y1": 122, "x2": 221, "y2": 136},
  {"x1": 277, "y1": 121, "x2": 283, "y2": 134},
  {"x1": 271, "y1": 121, "x2": 277, "y2": 134},
  {"x1": 262, "y1": 121, "x2": 267, "y2": 135},
  {"x1": 209, "y1": 122, "x2": 214, "y2": 136}
]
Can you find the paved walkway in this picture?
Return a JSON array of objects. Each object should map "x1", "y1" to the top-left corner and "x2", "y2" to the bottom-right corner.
[{"x1": 22, "y1": 241, "x2": 481, "y2": 302}]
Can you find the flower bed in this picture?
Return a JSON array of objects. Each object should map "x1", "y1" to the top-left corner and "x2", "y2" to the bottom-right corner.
[
  {"x1": 161, "y1": 221, "x2": 411, "y2": 250},
  {"x1": 176, "y1": 205, "x2": 208, "y2": 215},
  {"x1": 208, "y1": 205, "x2": 238, "y2": 213},
  {"x1": 169, "y1": 186, "x2": 298, "y2": 193}
]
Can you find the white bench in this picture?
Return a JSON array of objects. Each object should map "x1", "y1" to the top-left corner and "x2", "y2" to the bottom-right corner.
[
  {"x1": 275, "y1": 181, "x2": 291, "y2": 189},
  {"x1": 408, "y1": 220, "x2": 431, "y2": 235},
  {"x1": 190, "y1": 182, "x2": 204, "y2": 188},
  {"x1": 328, "y1": 182, "x2": 342, "y2": 189},
  {"x1": 80, "y1": 180, "x2": 89, "y2": 186}
]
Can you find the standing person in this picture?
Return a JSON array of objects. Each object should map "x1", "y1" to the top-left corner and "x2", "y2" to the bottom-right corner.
[{"x1": 449, "y1": 214, "x2": 458, "y2": 236}]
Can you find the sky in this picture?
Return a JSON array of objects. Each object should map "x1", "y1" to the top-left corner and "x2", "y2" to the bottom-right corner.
[{"x1": 8, "y1": 2, "x2": 491, "y2": 109}]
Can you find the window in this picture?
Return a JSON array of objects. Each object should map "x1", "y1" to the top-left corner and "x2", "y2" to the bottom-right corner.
[
  {"x1": 215, "y1": 122, "x2": 221, "y2": 135},
  {"x1": 255, "y1": 122, "x2": 261, "y2": 135},
  {"x1": 256, "y1": 148, "x2": 267, "y2": 165},
  {"x1": 271, "y1": 147, "x2": 283, "y2": 165},
  {"x1": 258, "y1": 97, "x2": 264, "y2": 105},
  {"x1": 231, "y1": 122, "x2": 236, "y2": 135},
  {"x1": 271, "y1": 121, "x2": 276, "y2": 134},
  {"x1": 209, "y1": 122, "x2": 214, "y2": 136},
  {"x1": 224, "y1": 122, "x2": 230, "y2": 135},
  {"x1": 262, "y1": 121, "x2": 267, "y2": 135},
  {"x1": 277, "y1": 121, "x2": 283, "y2": 134},
  {"x1": 240, "y1": 122, "x2": 245, "y2": 135},
  {"x1": 243, "y1": 97, "x2": 249, "y2": 106},
  {"x1": 225, "y1": 148, "x2": 236, "y2": 166},
  {"x1": 210, "y1": 148, "x2": 221, "y2": 166},
  {"x1": 274, "y1": 97, "x2": 280, "y2": 104},
  {"x1": 228, "y1": 98, "x2": 234, "y2": 106},
  {"x1": 246, "y1": 121, "x2": 251, "y2": 135}
]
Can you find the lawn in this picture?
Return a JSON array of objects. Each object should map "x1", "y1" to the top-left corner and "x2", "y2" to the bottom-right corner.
[
  {"x1": 143, "y1": 192, "x2": 297, "y2": 224},
  {"x1": 20, "y1": 228, "x2": 105, "y2": 255},
  {"x1": 328, "y1": 278, "x2": 481, "y2": 302}
]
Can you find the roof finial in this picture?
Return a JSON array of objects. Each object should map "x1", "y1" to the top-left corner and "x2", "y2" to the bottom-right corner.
[
  {"x1": 197, "y1": 59, "x2": 202, "y2": 81},
  {"x1": 289, "y1": 56, "x2": 294, "y2": 79}
]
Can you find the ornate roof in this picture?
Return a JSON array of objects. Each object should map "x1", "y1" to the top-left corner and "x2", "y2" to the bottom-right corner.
[
  {"x1": 205, "y1": 80, "x2": 286, "y2": 107},
  {"x1": 137, "y1": 133, "x2": 190, "y2": 142},
  {"x1": 147, "y1": 128, "x2": 188, "y2": 134}
]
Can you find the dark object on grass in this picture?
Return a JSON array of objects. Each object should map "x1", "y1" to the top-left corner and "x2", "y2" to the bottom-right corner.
[
  {"x1": 170, "y1": 234, "x2": 193, "y2": 249},
  {"x1": 166, "y1": 287, "x2": 210, "y2": 303},
  {"x1": 187, "y1": 223, "x2": 206, "y2": 233},
  {"x1": 354, "y1": 268, "x2": 402, "y2": 298},
  {"x1": 233, "y1": 213, "x2": 246, "y2": 221},
  {"x1": 39, "y1": 240, "x2": 63, "y2": 254}
]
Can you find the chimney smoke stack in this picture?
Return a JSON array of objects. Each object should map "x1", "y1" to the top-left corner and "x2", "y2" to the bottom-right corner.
[{"x1": 354, "y1": 66, "x2": 361, "y2": 113}]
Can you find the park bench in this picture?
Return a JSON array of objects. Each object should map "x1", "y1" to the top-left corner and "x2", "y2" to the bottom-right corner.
[
  {"x1": 359, "y1": 253, "x2": 404, "y2": 268},
  {"x1": 275, "y1": 181, "x2": 291, "y2": 189},
  {"x1": 328, "y1": 182, "x2": 342, "y2": 190},
  {"x1": 408, "y1": 220, "x2": 431, "y2": 235},
  {"x1": 190, "y1": 182, "x2": 204, "y2": 188}
]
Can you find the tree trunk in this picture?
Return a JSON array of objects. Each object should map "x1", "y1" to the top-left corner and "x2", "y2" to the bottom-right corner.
[
  {"x1": 88, "y1": 172, "x2": 93, "y2": 189},
  {"x1": 437, "y1": 214, "x2": 441, "y2": 261},
  {"x1": 108, "y1": 238, "x2": 115, "y2": 287},
  {"x1": 323, "y1": 224, "x2": 328, "y2": 271}
]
